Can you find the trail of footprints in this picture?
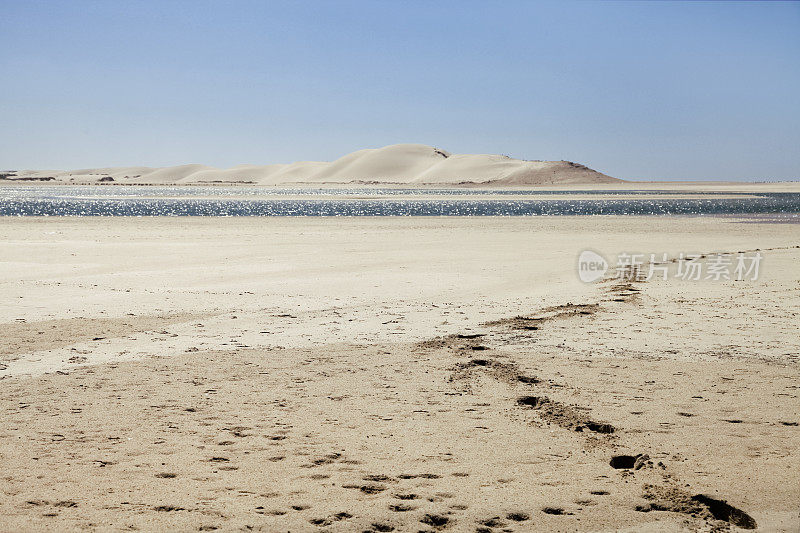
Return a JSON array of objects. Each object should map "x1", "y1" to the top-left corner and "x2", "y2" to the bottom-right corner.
[
  {"x1": 14, "y1": 270, "x2": 769, "y2": 531},
  {"x1": 198, "y1": 436, "x2": 538, "y2": 533},
  {"x1": 418, "y1": 280, "x2": 758, "y2": 530},
  {"x1": 330, "y1": 470, "x2": 533, "y2": 532},
  {"x1": 250, "y1": 464, "x2": 530, "y2": 531}
]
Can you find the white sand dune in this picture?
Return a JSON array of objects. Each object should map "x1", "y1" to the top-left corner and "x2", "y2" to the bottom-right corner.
[
  {"x1": 5, "y1": 144, "x2": 619, "y2": 185},
  {"x1": 265, "y1": 161, "x2": 329, "y2": 183},
  {"x1": 180, "y1": 164, "x2": 285, "y2": 184},
  {"x1": 413, "y1": 153, "x2": 608, "y2": 184},
  {"x1": 136, "y1": 164, "x2": 218, "y2": 184},
  {"x1": 305, "y1": 144, "x2": 452, "y2": 183}
]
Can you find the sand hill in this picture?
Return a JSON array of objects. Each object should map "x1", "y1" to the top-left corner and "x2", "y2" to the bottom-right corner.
[{"x1": 3, "y1": 144, "x2": 619, "y2": 185}]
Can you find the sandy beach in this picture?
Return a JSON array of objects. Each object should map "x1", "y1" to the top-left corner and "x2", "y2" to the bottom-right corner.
[
  {"x1": 1, "y1": 215, "x2": 798, "y2": 532},
  {"x1": 4, "y1": 0, "x2": 799, "y2": 529}
]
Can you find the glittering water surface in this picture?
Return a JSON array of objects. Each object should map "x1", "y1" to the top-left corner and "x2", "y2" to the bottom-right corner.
[{"x1": 1, "y1": 186, "x2": 799, "y2": 217}]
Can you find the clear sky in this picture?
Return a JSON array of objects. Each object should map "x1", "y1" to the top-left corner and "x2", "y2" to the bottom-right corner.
[{"x1": 1, "y1": 0, "x2": 798, "y2": 180}]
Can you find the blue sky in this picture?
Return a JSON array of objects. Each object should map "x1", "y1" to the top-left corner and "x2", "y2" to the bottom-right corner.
[{"x1": 1, "y1": 0, "x2": 798, "y2": 180}]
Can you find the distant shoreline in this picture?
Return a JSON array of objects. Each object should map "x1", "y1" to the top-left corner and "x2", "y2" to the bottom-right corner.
[{"x1": 2, "y1": 179, "x2": 799, "y2": 193}]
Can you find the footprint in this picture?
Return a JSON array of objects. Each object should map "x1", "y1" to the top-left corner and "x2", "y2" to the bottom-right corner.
[
  {"x1": 692, "y1": 495, "x2": 756, "y2": 529},
  {"x1": 308, "y1": 453, "x2": 341, "y2": 466},
  {"x1": 342, "y1": 483, "x2": 387, "y2": 494},
  {"x1": 506, "y1": 511, "x2": 530, "y2": 521},
  {"x1": 609, "y1": 455, "x2": 638, "y2": 469},
  {"x1": 364, "y1": 474, "x2": 396, "y2": 483},
  {"x1": 640, "y1": 485, "x2": 756, "y2": 529},
  {"x1": 388, "y1": 503, "x2": 415, "y2": 512},
  {"x1": 153, "y1": 505, "x2": 185, "y2": 512},
  {"x1": 517, "y1": 396, "x2": 615, "y2": 434},
  {"x1": 478, "y1": 516, "x2": 507, "y2": 528},
  {"x1": 308, "y1": 511, "x2": 352, "y2": 527},
  {"x1": 420, "y1": 513, "x2": 450, "y2": 528},
  {"x1": 54, "y1": 501, "x2": 77, "y2": 508},
  {"x1": 542, "y1": 506, "x2": 572, "y2": 515}
]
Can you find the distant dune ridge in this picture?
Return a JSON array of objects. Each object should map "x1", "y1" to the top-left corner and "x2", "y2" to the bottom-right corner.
[{"x1": 4, "y1": 144, "x2": 620, "y2": 185}]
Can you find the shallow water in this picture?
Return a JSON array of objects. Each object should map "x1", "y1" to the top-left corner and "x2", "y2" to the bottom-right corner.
[{"x1": 1, "y1": 186, "x2": 799, "y2": 217}]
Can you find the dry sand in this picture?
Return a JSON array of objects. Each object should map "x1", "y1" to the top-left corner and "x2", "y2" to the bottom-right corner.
[{"x1": 1, "y1": 216, "x2": 799, "y2": 532}]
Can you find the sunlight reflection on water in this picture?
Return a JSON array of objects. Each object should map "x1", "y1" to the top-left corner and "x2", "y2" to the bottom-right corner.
[{"x1": 1, "y1": 186, "x2": 799, "y2": 217}]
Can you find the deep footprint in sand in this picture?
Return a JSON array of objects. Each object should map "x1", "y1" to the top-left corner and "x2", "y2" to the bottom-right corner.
[
  {"x1": 478, "y1": 516, "x2": 507, "y2": 528},
  {"x1": 638, "y1": 484, "x2": 757, "y2": 529},
  {"x1": 420, "y1": 513, "x2": 451, "y2": 528},
  {"x1": 517, "y1": 395, "x2": 615, "y2": 434},
  {"x1": 452, "y1": 358, "x2": 540, "y2": 387},
  {"x1": 506, "y1": 511, "x2": 530, "y2": 521}
]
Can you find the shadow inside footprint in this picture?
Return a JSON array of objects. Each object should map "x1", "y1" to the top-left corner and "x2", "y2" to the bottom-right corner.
[
  {"x1": 364, "y1": 474, "x2": 395, "y2": 482},
  {"x1": 542, "y1": 506, "x2": 572, "y2": 515},
  {"x1": 153, "y1": 505, "x2": 184, "y2": 512},
  {"x1": 389, "y1": 503, "x2": 415, "y2": 512},
  {"x1": 420, "y1": 513, "x2": 450, "y2": 528},
  {"x1": 691, "y1": 495, "x2": 757, "y2": 529},
  {"x1": 346, "y1": 484, "x2": 386, "y2": 494},
  {"x1": 479, "y1": 517, "x2": 506, "y2": 528},
  {"x1": 609, "y1": 455, "x2": 637, "y2": 469}
]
